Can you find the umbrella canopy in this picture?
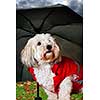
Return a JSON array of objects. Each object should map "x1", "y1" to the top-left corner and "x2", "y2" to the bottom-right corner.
[{"x1": 16, "y1": 4, "x2": 83, "y2": 81}]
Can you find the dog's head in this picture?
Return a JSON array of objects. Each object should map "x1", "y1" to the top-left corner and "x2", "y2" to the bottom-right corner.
[{"x1": 21, "y1": 33, "x2": 61, "y2": 67}]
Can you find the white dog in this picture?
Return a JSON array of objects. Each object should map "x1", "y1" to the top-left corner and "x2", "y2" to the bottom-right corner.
[{"x1": 21, "y1": 33, "x2": 83, "y2": 100}]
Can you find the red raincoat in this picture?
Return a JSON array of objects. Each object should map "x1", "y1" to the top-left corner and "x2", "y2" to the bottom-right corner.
[{"x1": 28, "y1": 56, "x2": 83, "y2": 93}]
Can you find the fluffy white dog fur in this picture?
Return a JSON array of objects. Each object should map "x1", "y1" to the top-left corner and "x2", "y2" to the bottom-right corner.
[{"x1": 21, "y1": 33, "x2": 72, "y2": 100}]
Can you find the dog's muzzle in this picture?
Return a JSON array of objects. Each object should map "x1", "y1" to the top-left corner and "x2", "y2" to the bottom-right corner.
[{"x1": 43, "y1": 50, "x2": 55, "y2": 61}]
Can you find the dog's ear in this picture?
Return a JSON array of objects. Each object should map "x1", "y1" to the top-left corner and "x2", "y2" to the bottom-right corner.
[
  {"x1": 21, "y1": 39, "x2": 35, "y2": 67},
  {"x1": 54, "y1": 39, "x2": 62, "y2": 63},
  {"x1": 53, "y1": 40, "x2": 62, "y2": 63},
  {"x1": 56, "y1": 53, "x2": 62, "y2": 63},
  {"x1": 58, "y1": 54, "x2": 62, "y2": 62}
]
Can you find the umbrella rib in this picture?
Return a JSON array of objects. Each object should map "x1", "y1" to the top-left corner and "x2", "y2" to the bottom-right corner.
[
  {"x1": 39, "y1": 9, "x2": 54, "y2": 31},
  {"x1": 43, "y1": 23, "x2": 72, "y2": 32},
  {"x1": 17, "y1": 26, "x2": 82, "y2": 47},
  {"x1": 17, "y1": 34, "x2": 34, "y2": 40},
  {"x1": 52, "y1": 33, "x2": 82, "y2": 47},
  {"x1": 16, "y1": 27, "x2": 35, "y2": 40},
  {"x1": 17, "y1": 26, "x2": 34, "y2": 33},
  {"x1": 17, "y1": 13, "x2": 37, "y2": 33}
]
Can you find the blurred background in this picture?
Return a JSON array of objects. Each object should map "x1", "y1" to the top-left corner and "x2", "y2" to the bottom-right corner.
[{"x1": 16, "y1": 0, "x2": 83, "y2": 16}]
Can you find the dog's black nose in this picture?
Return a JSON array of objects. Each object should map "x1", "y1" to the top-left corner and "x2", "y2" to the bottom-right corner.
[{"x1": 47, "y1": 45, "x2": 52, "y2": 50}]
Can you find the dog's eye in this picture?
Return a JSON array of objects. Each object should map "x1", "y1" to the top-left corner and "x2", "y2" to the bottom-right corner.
[
  {"x1": 37, "y1": 42, "x2": 41, "y2": 46},
  {"x1": 49, "y1": 39, "x2": 51, "y2": 42}
]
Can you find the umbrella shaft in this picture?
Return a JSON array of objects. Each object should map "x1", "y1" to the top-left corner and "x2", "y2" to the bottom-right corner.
[{"x1": 37, "y1": 82, "x2": 39, "y2": 97}]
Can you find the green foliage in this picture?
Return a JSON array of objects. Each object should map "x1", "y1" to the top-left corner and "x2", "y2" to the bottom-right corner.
[
  {"x1": 71, "y1": 93, "x2": 83, "y2": 100},
  {"x1": 16, "y1": 81, "x2": 82, "y2": 100},
  {"x1": 16, "y1": 81, "x2": 47, "y2": 100}
]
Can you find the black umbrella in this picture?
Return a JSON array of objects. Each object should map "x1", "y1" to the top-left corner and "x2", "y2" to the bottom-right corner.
[{"x1": 16, "y1": 4, "x2": 83, "y2": 100}]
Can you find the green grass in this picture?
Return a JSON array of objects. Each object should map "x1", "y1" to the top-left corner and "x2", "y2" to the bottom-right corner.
[
  {"x1": 16, "y1": 81, "x2": 82, "y2": 100},
  {"x1": 71, "y1": 93, "x2": 83, "y2": 100}
]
